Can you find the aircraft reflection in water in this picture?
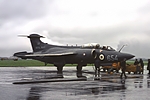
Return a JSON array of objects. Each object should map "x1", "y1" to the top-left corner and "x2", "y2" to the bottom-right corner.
[
  {"x1": 14, "y1": 34, "x2": 134, "y2": 78},
  {"x1": 26, "y1": 79, "x2": 126, "y2": 100},
  {"x1": 21, "y1": 70, "x2": 150, "y2": 100}
]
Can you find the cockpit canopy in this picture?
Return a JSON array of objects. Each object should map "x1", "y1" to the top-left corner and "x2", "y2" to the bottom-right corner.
[
  {"x1": 104, "y1": 46, "x2": 115, "y2": 51},
  {"x1": 82, "y1": 43, "x2": 100, "y2": 49},
  {"x1": 82, "y1": 43, "x2": 115, "y2": 51}
]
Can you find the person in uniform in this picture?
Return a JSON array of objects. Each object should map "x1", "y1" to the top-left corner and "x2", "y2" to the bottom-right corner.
[
  {"x1": 120, "y1": 58, "x2": 127, "y2": 79},
  {"x1": 94, "y1": 58, "x2": 101, "y2": 78},
  {"x1": 139, "y1": 59, "x2": 144, "y2": 74},
  {"x1": 134, "y1": 59, "x2": 139, "y2": 65},
  {"x1": 134, "y1": 59, "x2": 140, "y2": 74},
  {"x1": 147, "y1": 59, "x2": 150, "y2": 75}
]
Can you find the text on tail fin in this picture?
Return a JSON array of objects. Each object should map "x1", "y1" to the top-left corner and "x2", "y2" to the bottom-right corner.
[{"x1": 28, "y1": 34, "x2": 46, "y2": 52}]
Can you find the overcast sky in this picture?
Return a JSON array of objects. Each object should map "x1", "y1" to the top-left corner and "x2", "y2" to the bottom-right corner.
[{"x1": 0, "y1": 0, "x2": 150, "y2": 58}]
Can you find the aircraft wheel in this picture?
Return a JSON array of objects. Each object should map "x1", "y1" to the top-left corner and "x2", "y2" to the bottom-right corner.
[
  {"x1": 77, "y1": 65, "x2": 82, "y2": 72},
  {"x1": 57, "y1": 66, "x2": 63, "y2": 75}
]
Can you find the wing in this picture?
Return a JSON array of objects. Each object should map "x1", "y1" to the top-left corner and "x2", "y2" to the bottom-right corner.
[
  {"x1": 14, "y1": 51, "x2": 77, "y2": 59},
  {"x1": 25, "y1": 52, "x2": 77, "y2": 57}
]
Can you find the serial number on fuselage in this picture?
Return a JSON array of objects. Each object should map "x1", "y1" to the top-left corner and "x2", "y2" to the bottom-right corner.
[{"x1": 107, "y1": 55, "x2": 118, "y2": 61}]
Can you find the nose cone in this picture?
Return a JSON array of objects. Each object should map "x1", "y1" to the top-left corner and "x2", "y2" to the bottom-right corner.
[{"x1": 118, "y1": 53, "x2": 135, "y2": 60}]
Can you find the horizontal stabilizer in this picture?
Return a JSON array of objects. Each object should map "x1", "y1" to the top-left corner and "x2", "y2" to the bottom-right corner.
[{"x1": 13, "y1": 51, "x2": 33, "y2": 59}]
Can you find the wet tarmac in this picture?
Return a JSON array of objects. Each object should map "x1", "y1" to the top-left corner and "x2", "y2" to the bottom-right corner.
[{"x1": 0, "y1": 66, "x2": 150, "y2": 100}]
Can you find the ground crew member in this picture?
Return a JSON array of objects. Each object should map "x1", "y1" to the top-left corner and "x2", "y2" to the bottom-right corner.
[
  {"x1": 134, "y1": 59, "x2": 140, "y2": 74},
  {"x1": 147, "y1": 59, "x2": 150, "y2": 75},
  {"x1": 134, "y1": 59, "x2": 139, "y2": 65},
  {"x1": 120, "y1": 58, "x2": 127, "y2": 79},
  {"x1": 94, "y1": 59, "x2": 100, "y2": 78},
  {"x1": 139, "y1": 59, "x2": 144, "y2": 74}
]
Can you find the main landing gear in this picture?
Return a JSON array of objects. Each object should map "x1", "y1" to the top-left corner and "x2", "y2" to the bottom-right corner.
[
  {"x1": 55, "y1": 63, "x2": 85, "y2": 78},
  {"x1": 55, "y1": 62, "x2": 101, "y2": 79},
  {"x1": 76, "y1": 64, "x2": 84, "y2": 78},
  {"x1": 55, "y1": 63, "x2": 64, "y2": 78}
]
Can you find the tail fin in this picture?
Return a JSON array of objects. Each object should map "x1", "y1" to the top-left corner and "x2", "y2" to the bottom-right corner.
[{"x1": 28, "y1": 34, "x2": 47, "y2": 52}]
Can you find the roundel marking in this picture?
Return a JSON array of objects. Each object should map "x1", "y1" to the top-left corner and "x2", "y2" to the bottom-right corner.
[{"x1": 99, "y1": 54, "x2": 105, "y2": 60}]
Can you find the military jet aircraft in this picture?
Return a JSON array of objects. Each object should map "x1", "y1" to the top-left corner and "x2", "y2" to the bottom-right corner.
[{"x1": 14, "y1": 34, "x2": 134, "y2": 77}]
